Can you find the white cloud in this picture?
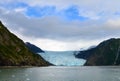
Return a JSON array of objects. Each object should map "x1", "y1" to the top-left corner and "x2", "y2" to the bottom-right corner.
[
  {"x1": 14, "y1": 8, "x2": 26, "y2": 13},
  {"x1": 106, "y1": 19, "x2": 120, "y2": 29},
  {"x1": 1, "y1": 0, "x2": 120, "y2": 51},
  {"x1": 19, "y1": 0, "x2": 120, "y2": 19},
  {"x1": 1, "y1": 0, "x2": 120, "y2": 21},
  {"x1": 79, "y1": 10, "x2": 101, "y2": 20},
  {"x1": 16, "y1": 36, "x2": 102, "y2": 51}
]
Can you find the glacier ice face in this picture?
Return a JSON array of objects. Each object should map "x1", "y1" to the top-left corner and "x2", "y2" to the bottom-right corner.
[{"x1": 38, "y1": 51, "x2": 86, "y2": 66}]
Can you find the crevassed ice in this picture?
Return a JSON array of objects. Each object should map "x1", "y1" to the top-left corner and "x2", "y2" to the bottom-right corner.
[{"x1": 38, "y1": 51, "x2": 86, "y2": 66}]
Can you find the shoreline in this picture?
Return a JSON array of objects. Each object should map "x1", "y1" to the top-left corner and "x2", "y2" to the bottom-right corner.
[
  {"x1": 0, "y1": 66, "x2": 36, "y2": 69},
  {"x1": 0, "y1": 65, "x2": 53, "y2": 69},
  {"x1": 0, "y1": 65, "x2": 120, "y2": 69}
]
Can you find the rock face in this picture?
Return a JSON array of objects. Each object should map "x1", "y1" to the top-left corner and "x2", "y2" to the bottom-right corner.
[
  {"x1": 25, "y1": 42, "x2": 44, "y2": 53},
  {"x1": 75, "y1": 47, "x2": 96, "y2": 60},
  {"x1": 75, "y1": 38, "x2": 120, "y2": 66},
  {"x1": 0, "y1": 21, "x2": 51, "y2": 66}
]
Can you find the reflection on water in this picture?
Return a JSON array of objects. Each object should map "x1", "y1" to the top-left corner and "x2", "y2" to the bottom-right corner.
[{"x1": 0, "y1": 66, "x2": 120, "y2": 81}]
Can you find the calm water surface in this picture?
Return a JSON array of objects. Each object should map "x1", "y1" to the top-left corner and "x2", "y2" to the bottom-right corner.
[{"x1": 0, "y1": 66, "x2": 120, "y2": 81}]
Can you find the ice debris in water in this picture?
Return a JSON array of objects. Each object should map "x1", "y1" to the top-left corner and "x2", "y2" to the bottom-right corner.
[
  {"x1": 12, "y1": 75, "x2": 15, "y2": 78},
  {"x1": 25, "y1": 74, "x2": 28, "y2": 76},
  {"x1": 30, "y1": 70, "x2": 33, "y2": 73},
  {"x1": 26, "y1": 78, "x2": 30, "y2": 81}
]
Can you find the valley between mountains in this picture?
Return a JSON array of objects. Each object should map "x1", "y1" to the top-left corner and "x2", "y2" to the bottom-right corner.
[{"x1": 0, "y1": 21, "x2": 120, "y2": 66}]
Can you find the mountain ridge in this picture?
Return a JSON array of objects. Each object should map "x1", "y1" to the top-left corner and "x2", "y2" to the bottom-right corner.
[
  {"x1": 25, "y1": 42, "x2": 44, "y2": 53},
  {"x1": 0, "y1": 21, "x2": 51, "y2": 66},
  {"x1": 75, "y1": 38, "x2": 120, "y2": 66}
]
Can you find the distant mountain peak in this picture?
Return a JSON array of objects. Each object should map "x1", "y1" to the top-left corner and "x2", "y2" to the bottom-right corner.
[{"x1": 25, "y1": 42, "x2": 44, "y2": 53}]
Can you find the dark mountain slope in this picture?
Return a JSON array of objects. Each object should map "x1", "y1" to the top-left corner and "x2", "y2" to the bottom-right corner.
[
  {"x1": 75, "y1": 38, "x2": 120, "y2": 66},
  {"x1": 25, "y1": 42, "x2": 44, "y2": 53},
  {"x1": 75, "y1": 47, "x2": 96, "y2": 60},
  {"x1": 0, "y1": 21, "x2": 51, "y2": 66}
]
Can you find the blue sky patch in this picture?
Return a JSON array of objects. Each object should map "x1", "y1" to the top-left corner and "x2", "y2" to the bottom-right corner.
[
  {"x1": 0, "y1": 2, "x2": 28, "y2": 10},
  {"x1": 57, "y1": 6, "x2": 88, "y2": 21},
  {"x1": 0, "y1": 1, "x2": 88, "y2": 21},
  {"x1": 25, "y1": 5, "x2": 88, "y2": 21},
  {"x1": 25, "y1": 6, "x2": 56, "y2": 18}
]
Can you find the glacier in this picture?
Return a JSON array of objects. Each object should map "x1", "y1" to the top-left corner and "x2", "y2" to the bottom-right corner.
[{"x1": 38, "y1": 51, "x2": 86, "y2": 66}]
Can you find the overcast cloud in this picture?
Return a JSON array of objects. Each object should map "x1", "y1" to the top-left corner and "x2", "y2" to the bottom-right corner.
[{"x1": 0, "y1": 0, "x2": 120, "y2": 51}]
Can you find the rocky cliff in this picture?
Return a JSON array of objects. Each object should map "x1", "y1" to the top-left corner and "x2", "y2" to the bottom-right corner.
[
  {"x1": 75, "y1": 38, "x2": 120, "y2": 66},
  {"x1": 0, "y1": 21, "x2": 51, "y2": 66}
]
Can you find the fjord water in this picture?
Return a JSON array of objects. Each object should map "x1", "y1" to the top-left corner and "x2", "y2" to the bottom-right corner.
[
  {"x1": 38, "y1": 51, "x2": 86, "y2": 66},
  {"x1": 0, "y1": 66, "x2": 120, "y2": 81}
]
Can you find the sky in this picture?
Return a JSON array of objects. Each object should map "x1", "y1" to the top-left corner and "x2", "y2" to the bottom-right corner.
[{"x1": 0, "y1": 0, "x2": 120, "y2": 51}]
